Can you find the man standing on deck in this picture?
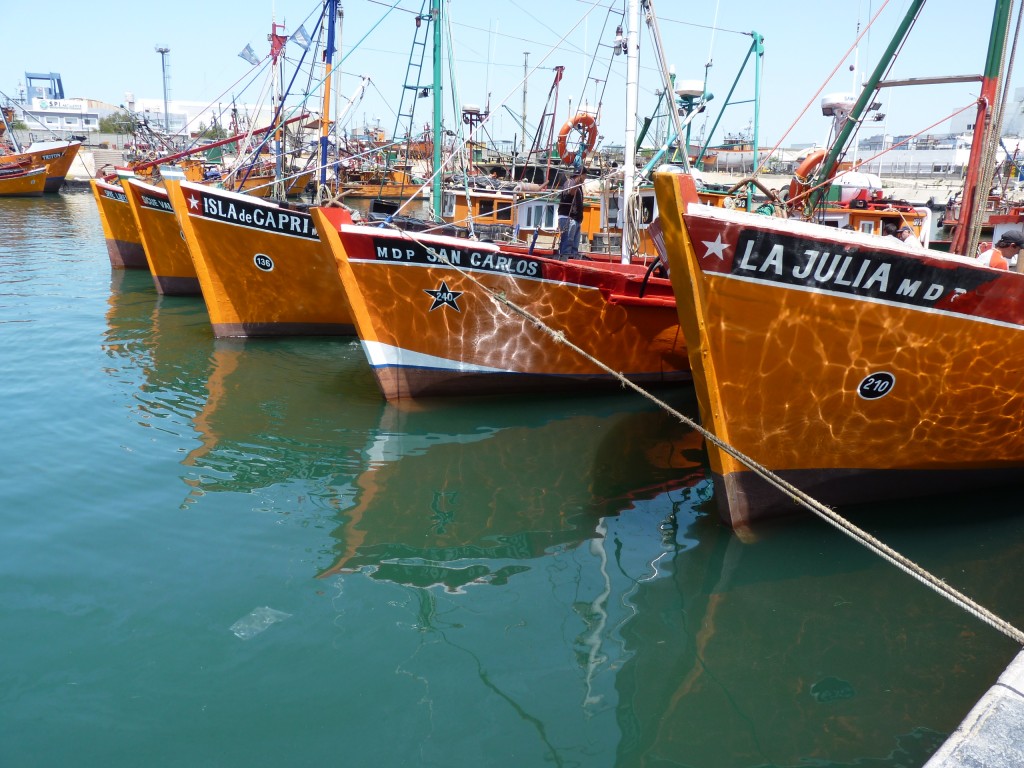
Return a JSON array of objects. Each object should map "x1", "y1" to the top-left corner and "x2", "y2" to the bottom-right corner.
[
  {"x1": 978, "y1": 230, "x2": 1024, "y2": 270},
  {"x1": 557, "y1": 171, "x2": 586, "y2": 259}
]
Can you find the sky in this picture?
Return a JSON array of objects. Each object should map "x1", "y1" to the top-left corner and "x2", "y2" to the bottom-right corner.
[{"x1": 4, "y1": 0, "x2": 1022, "y2": 152}]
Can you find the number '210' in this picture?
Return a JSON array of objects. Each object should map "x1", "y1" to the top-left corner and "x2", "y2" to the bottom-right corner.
[{"x1": 858, "y1": 372, "x2": 895, "y2": 400}]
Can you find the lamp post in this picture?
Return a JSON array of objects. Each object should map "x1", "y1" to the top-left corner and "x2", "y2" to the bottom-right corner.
[{"x1": 155, "y1": 46, "x2": 170, "y2": 133}]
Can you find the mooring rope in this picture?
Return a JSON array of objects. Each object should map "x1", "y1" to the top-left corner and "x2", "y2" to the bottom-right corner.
[{"x1": 372, "y1": 222, "x2": 1024, "y2": 645}]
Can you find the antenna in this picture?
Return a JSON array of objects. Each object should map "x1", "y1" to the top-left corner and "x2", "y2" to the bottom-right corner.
[{"x1": 155, "y1": 46, "x2": 171, "y2": 132}]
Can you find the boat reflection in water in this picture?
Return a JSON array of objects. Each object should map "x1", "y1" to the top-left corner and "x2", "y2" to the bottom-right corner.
[
  {"x1": 102, "y1": 266, "x2": 376, "y2": 502},
  {"x1": 321, "y1": 394, "x2": 708, "y2": 589}
]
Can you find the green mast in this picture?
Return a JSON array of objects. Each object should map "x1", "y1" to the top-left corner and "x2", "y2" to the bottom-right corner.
[
  {"x1": 431, "y1": 0, "x2": 443, "y2": 218},
  {"x1": 805, "y1": 0, "x2": 926, "y2": 213}
]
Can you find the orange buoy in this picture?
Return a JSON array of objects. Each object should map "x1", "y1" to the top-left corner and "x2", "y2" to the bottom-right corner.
[
  {"x1": 557, "y1": 113, "x2": 598, "y2": 165},
  {"x1": 787, "y1": 148, "x2": 834, "y2": 209}
]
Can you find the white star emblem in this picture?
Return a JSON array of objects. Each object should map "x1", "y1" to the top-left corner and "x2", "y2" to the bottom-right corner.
[
  {"x1": 187, "y1": 194, "x2": 200, "y2": 211},
  {"x1": 701, "y1": 234, "x2": 729, "y2": 260}
]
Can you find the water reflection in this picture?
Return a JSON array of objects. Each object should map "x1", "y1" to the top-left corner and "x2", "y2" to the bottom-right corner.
[
  {"x1": 102, "y1": 268, "x2": 213, "y2": 422},
  {"x1": 322, "y1": 394, "x2": 708, "y2": 587},
  {"x1": 0, "y1": 190, "x2": 98, "y2": 249},
  {"x1": 102, "y1": 267, "x2": 378, "y2": 504}
]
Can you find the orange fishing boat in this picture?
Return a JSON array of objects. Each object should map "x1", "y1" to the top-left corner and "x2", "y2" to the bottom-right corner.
[
  {"x1": 652, "y1": 0, "x2": 1024, "y2": 527},
  {"x1": 120, "y1": 170, "x2": 200, "y2": 295},
  {"x1": 165, "y1": 179, "x2": 355, "y2": 337},
  {"x1": 0, "y1": 164, "x2": 47, "y2": 197},
  {"x1": 660, "y1": 172, "x2": 1024, "y2": 526},
  {"x1": 311, "y1": 209, "x2": 689, "y2": 401},
  {"x1": 90, "y1": 177, "x2": 147, "y2": 269},
  {"x1": 0, "y1": 140, "x2": 82, "y2": 192}
]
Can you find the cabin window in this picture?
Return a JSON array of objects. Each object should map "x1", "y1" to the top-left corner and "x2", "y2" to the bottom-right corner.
[
  {"x1": 478, "y1": 199, "x2": 494, "y2": 217},
  {"x1": 519, "y1": 202, "x2": 557, "y2": 230},
  {"x1": 442, "y1": 192, "x2": 455, "y2": 217},
  {"x1": 496, "y1": 202, "x2": 512, "y2": 221},
  {"x1": 859, "y1": 221, "x2": 875, "y2": 234}
]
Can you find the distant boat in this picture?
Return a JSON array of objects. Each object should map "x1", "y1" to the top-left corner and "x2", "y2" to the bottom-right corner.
[
  {"x1": 0, "y1": 164, "x2": 48, "y2": 197},
  {"x1": 0, "y1": 138, "x2": 81, "y2": 193},
  {"x1": 336, "y1": 164, "x2": 427, "y2": 201},
  {"x1": 311, "y1": 210, "x2": 689, "y2": 401}
]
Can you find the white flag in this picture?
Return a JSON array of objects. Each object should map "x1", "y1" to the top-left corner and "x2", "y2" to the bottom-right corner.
[
  {"x1": 238, "y1": 44, "x2": 260, "y2": 66},
  {"x1": 290, "y1": 25, "x2": 311, "y2": 51}
]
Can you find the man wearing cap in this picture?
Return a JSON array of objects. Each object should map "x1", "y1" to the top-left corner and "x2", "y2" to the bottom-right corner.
[
  {"x1": 896, "y1": 225, "x2": 923, "y2": 249},
  {"x1": 978, "y1": 230, "x2": 1024, "y2": 270}
]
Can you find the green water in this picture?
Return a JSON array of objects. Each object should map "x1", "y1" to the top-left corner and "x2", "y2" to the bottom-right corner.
[{"x1": 1, "y1": 190, "x2": 1022, "y2": 767}]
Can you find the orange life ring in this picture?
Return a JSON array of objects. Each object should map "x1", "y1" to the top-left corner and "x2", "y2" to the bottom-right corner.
[
  {"x1": 557, "y1": 113, "x2": 598, "y2": 166},
  {"x1": 787, "y1": 148, "x2": 835, "y2": 210}
]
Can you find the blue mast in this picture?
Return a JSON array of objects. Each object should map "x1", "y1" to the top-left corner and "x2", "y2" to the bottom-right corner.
[{"x1": 319, "y1": 0, "x2": 340, "y2": 193}]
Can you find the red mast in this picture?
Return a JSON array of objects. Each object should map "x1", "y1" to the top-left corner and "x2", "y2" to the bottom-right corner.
[{"x1": 950, "y1": 0, "x2": 1013, "y2": 256}]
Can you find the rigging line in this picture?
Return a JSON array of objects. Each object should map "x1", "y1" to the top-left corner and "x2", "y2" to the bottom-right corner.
[
  {"x1": 366, "y1": 219, "x2": 1024, "y2": 647},
  {"x1": 705, "y1": 0, "x2": 721, "y2": 71},
  {"x1": 696, "y1": 0, "x2": 723, "y2": 144},
  {"x1": 367, "y1": 78, "x2": 399, "y2": 120},
  {"x1": 509, "y1": 0, "x2": 589, "y2": 55},
  {"x1": 445, "y1": 5, "x2": 478, "y2": 233},
  {"x1": 365, "y1": 0, "x2": 419, "y2": 14},
  {"x1": 578, "y1": 0, "x2": 621, "y2": 123},
  {"x1": 180, "y1": 65, "x2": 268, "y2": 137},
  {"x1": 756, "y1": 0, "x2": 891, "y2": 174}
]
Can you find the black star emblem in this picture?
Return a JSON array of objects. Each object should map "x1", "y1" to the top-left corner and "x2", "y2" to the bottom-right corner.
[{"x1": 424, "y1": 281, "x2": 463, "y2": 312}]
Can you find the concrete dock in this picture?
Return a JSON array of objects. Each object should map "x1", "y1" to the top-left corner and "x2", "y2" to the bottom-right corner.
[{"x1": 923, "y1": 649, "x2": 1024, "y2": 767}]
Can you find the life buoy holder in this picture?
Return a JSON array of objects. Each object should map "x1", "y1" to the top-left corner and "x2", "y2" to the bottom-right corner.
[
  {"x1": 557, "y1": 113, "x2": 598, "y2": 166},
  {"x1": 787, "y1": 149, "x2": 835, "y2": 211}
]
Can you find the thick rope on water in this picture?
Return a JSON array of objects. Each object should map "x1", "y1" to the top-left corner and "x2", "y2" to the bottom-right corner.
[{"x1": 376, "y1": 223, "x2": 1024, "y2": 645}]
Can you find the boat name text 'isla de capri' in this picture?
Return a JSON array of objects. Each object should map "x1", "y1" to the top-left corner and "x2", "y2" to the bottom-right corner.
[{"x1": 193, "y1": 191, "x2": 319, "y2": 240}]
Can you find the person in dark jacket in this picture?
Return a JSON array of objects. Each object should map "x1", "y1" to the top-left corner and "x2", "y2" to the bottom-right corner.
[{"x1": 557, "y1": 171, "x2": 586, "y2": 258}]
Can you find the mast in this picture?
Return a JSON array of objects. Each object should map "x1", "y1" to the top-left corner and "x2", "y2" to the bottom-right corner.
[
  {"x1": 750, "y1": 31, "x2": 763, "y2": 210},
  {"x1": 319, "y1": 0, "x2": 340, "y2": 197},
  {"x1": 521, "y1": 52, "x2": 529, "y2": 158},
  {"x1": 620, "y1": 0, "x2": 639, "y2": 265},
  {"x1": 269, "y1": 20, "x2": 288, "y2": 199},
  {"x1": 951, "y1": 0, "x2": 1014, "y2": 256},
  {"x1": 431, "y1": 0, "x2": 443, "y2": 218}
]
